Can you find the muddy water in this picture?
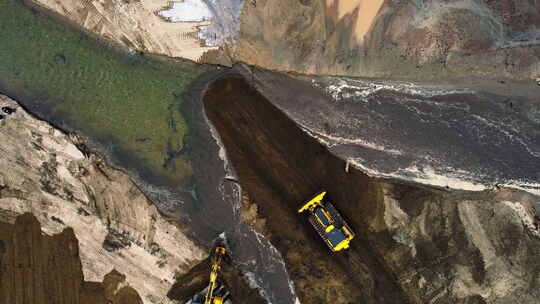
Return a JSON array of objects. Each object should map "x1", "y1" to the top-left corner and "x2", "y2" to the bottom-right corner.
[{"x1": 182, "y1": 71, "x2": 298, "y2": 304}]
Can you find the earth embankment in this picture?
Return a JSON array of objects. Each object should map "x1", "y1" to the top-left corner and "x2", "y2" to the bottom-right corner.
[
  {"x1": 201, "y1": 73, "x2": 540, "y2": 303},
  {"x1": 203, "y1": 74, "x2": 409, "y2": 304}
]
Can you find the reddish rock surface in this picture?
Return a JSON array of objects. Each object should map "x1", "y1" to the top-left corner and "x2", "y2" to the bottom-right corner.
[{"x1": 233, "y1": 0, "x2": 540, "y2": 81}]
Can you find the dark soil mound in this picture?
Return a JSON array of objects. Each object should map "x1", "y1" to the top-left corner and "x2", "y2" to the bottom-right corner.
[{"x1": 203, "y1": 74, "x2": 410, "y2": 304}]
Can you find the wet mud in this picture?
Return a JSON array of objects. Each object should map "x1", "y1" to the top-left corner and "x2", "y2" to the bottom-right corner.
[{"x1": 202, "y1": 74, "x2": 415, "y2": 303}]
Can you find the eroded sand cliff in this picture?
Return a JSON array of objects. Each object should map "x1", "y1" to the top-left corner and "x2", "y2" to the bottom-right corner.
[
  {"x1": 0, "y1": 94, "x2": 206, "y2": 304},
  {"x1": 24, "y1": 0, "x2": 540, "y2": 81},
  {"x1": 234, "y1": 0, "x2": 540, "y2": 80},
  {"x1": 0, "y1": 213, "x2": 144, "y2": 304}
]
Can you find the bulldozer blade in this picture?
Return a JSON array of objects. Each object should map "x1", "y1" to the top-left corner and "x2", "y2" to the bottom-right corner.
[{"x1": 298, "y1": 191, "x2": 327, "y2": 213}]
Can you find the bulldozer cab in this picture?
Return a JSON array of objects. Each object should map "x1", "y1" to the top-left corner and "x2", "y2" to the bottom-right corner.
[
  {"x1": 326, "y1": 226, "x2": 353, "y2": 251},
  {"x1": 314, "y1": 206, "x2": 334, "y2": 226}
]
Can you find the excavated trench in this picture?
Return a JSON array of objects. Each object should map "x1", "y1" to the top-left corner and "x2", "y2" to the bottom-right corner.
[{"x1": 201, "y1": 74, "x2": 426, "y2": 304}]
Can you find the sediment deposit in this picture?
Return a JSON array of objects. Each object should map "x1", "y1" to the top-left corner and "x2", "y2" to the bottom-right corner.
[{"x1": 234, "y1": 0, "x2": 540, "y2": 80}]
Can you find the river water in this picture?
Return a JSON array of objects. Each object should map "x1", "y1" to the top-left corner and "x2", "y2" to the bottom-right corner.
[{"x1": 241, "y1": 67, "x2": 540, "y2": 198}]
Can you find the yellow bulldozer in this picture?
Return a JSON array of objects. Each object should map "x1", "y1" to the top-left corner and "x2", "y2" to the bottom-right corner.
[{"x1": 298, "y1": 191, "x2": 355, "y2": 252}]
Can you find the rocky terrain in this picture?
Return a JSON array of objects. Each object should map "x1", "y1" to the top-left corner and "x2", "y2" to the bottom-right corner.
[
  {"x1": 0, "y1": 94, "x2": 206, "y2": 304},
  {"x1": 234, "y1": 0, "x2": 540, "y2": 81},
  {"x1": 0, "y1": 212, "x2": 143, "y2": 304},
  {"x1": 23, "y1": 0, "x2": 540, "y2": 81}
]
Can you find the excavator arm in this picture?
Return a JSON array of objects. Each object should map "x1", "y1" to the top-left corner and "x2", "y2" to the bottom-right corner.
[{"x1": 204, "y1": 247, "x2": 226, "y2": 304}]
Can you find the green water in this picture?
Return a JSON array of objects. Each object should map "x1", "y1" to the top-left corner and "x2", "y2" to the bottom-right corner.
[{"x1": 0, "y1": 0, "x2": 210, "y2": 183}]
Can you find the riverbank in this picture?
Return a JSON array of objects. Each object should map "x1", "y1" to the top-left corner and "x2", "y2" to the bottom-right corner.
[
  {"x1": 0, "y1": 94, "x2": 207, "y2": 304},
  {"x1": 1, "y1": 1, "x2": 539, "y2": 303},
  {"x1": 201, "y1": 70, "x2": 540, "y2": 303}
]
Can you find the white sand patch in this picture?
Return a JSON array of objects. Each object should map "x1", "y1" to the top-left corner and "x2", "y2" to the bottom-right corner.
[
  {"x1": 32, "y1": 0, "x2": 218, "y2": 61},
  {"x1": 159, "y1": 0, "x2": 213, "y2": 22}
]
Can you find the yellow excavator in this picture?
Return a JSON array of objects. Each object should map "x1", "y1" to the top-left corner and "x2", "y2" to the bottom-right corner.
[
  {"x1": 299, "y1": 191, "x2": 355, "y2": 252},
  {"x1": 204, "y1": 246, "x2": 227, "y2": 304},
  {"x1": 190, "y1": 245, "x2": 230, "y2": 304}
]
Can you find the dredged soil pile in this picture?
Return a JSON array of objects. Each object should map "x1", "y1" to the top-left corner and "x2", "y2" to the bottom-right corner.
[{"x1": 0, "y1": 213, "x2": 144, "y2": 304}]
